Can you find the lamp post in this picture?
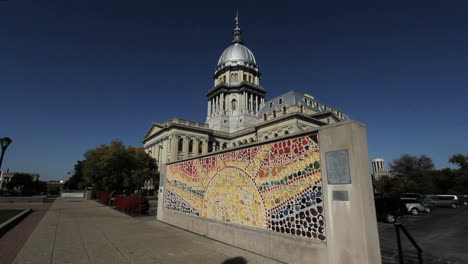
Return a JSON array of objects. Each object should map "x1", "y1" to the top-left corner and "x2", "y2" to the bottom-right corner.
[{"x1": 0, "y1": 137, "x2": 13, "y2": 171}]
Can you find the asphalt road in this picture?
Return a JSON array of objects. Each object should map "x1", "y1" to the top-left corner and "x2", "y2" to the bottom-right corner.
[{"x1": 379, "y1": 205, "x2": 468, "y2": 264}]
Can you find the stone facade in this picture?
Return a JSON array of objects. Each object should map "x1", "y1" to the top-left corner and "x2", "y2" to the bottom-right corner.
[{"x1": 142, "y1": 22, "x2": 349, "y2": 170}]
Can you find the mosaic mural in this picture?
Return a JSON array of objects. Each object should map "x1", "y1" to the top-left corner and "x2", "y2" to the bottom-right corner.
[{"x1": 164, "y1": 134, "x2": 326, "y2": 241}]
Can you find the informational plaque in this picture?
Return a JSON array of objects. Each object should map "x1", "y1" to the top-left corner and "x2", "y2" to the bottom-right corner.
[
  {"x1": 326, "y1": 149, "x2": 351, "y2": 184},
  {"x1": 332, "y1": 190, "x2": 349, "y2": 201}
]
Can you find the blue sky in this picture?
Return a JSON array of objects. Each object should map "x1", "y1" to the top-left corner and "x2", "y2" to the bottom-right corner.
[{"x1": 1, "y1": 0, "x2": 467, "y2": 180}]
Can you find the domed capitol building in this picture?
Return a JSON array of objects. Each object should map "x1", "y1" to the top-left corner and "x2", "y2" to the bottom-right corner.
[{"x1": 142, "y1": 19, "x2": 349, "y2": 168}]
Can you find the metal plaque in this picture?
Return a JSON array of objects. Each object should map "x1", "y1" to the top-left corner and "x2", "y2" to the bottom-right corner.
[
  {"x1": 326, "y1": 149, "x2": 351, "y2": 184},
  {"x1": 333, "y1": 190, "x2": 349, "y2": 201}
]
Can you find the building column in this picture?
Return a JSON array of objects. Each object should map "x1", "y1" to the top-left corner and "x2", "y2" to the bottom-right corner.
[
  {"x1": 208, "y1": 100, "x2": 211, "y2": 117},
  {"x1": 170, "y1": 135, "x2": 178, "y2": 161},
  {"x1": 255, "y1": 95, "x2": 259, "y2": 113},
  {"x1": 202, "y1": 139, "x2": 208, "y2": 154},
  {"x1": 221, "y1": 93, "x2": 225, "y2": 114},
  {"x1": 191, "y1": 137, "x2": 197, "y2": 156},
  {"x1": 182, "y1": 136, "x2": 189, "y2": 159}
]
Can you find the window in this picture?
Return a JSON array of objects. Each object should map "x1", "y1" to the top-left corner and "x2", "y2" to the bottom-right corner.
[
  {"x1": 198, "y1": 141, "x2": 203, "y2": 154},
  {"x1": 249, "y1": 75, "x2": 252, "y2": 83},
  {"x1": 231, "y1": 99, "x2": 237, "y2": 110},
  {"x1": 263, "y1": 114, "x2": 267, "y2": 121},
  {"x1": 222, "y1": 142, "x2": 227, "y2": 149},
  {"x1": 273, "y1": 111, "x2": 276, "y2": 118},
  {"x1": 279, "y1": 98, "x2": 283, "y2": 104},
  {"x1": 300, "y1": 105, "x2": 304, "y2": 113},
  {"x1": 270, "y1": 102, "x2": 273, "y2": 107},
  {"x1": 188, "y1": 140, "x2": 193, "y2": 153},
  {"x1": 284, "y1": 131, "x2": 289, "y2": 135},
  {"x1": 283, "y1": 106, "x2": 287, "y2": 114},
  {"x1": 264, "y1": 136, "x2": 269, "y2": 139},
  {"x1": 274, "y1": 133, "x2": 279, "y2": 138},
  {"x1": 223, "y1": 76, "x2": 226, "y2": 83},
  {"x1": 178, "y1": 138, "x2": 183, "y2": 152},
  {"x1": 243, "y1": 74, "x2": 246, "y2": 81}
]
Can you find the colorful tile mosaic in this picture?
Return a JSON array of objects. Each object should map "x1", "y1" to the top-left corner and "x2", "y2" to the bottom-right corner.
[{"x1": 164, "y1": 134, "x2": 326, "y2": 241}]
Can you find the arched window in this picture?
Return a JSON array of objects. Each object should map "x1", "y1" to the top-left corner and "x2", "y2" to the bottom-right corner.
[
  {"x1": 264, "y1": 136, "x2": 269, "y2": 140},
  {"x1": 178, "y1": 138, "x2": 183, "y2": 152},
  {"x1": 283, "y1": 106, "x2": 287, "y2": 114},
  {"x1": 279, "y1": 98, "x2": 283, "y2": 104},
  {"x1": 223, "y1": 75, "x2": 226, "y2": 83},
  {"x1": 274, "y1": 133, "x2": 279, "y2": 138},
  {"x1": 198, "y1": 141, "x2": 203, "y2": 154},
  {"x1": 300, "y1": 105, "x2": 304, "y2": 114},
  {"x1": 243, "y1": 74, "x2": 246, "y2": 81},
  {"x1": 273, "y1": 111, "x2": 276, "y2": 118},
  {"x1": 222, "y1": 142, "x2": 227, "y2": 149},
  {"x1": 188, "y1": 140, "x2": 193, "y2": 153},
  {"x1": 231, "y1": 73, "x2": 238, "y2": 84},
  {"x1": 263, "y1": 114, "x2": 267, "y2": 121},
  {"x1": 231, "y1": 99, "x2": 237, "y2": 110},
  {"x1": 284, "y1": 130, "x2": 289, "y2": 135}
]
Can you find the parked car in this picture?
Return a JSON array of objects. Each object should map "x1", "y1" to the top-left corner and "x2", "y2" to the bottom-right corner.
[
  {"x1": 401, "y1": 193, "x2": 436, "y2": 213},
  {"x1": 374, "y1": 196, "x2": 403, "y2": 223},
  {"x1": 400, "y1": 198, "x2": 425, "y2": 216},
  {"x1": 427, "y1": 195, "x2": 461, "y2": 208}
]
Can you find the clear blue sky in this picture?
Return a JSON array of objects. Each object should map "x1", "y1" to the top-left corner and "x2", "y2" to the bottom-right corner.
[{"x1": 1, "y1": 0, "x2": 467, "y2": 180}]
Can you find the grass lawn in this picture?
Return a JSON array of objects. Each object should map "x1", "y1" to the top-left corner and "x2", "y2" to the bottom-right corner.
[{"x1": 0, "y1": 209, "x2": 23, "y2": 225}]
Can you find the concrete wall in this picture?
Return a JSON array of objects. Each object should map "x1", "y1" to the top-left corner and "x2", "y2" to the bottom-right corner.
[
  {"x1": 157, "y1": 120, "x2": 380, "y2": 264},
  {"x1": 61, "y1": 192, "x2": 84, "y2": 198}
]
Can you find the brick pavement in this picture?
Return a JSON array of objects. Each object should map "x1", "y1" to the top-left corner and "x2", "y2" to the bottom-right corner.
[{"x1": 0, "y1": 202, "x2": 52, "y2": 264}]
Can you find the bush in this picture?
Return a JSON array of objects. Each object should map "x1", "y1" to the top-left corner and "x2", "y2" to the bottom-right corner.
[
  {"x1": 95, "y1": 190, "x2": 110, "y2": 205},
  {"x1": 114, "y1": 195, "x2": 148, "y2": 215}
]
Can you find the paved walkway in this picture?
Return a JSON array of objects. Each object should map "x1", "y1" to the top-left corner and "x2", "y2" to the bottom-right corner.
[{"x1": 13, "y1": 198, "x2": 283, "y2": 264}]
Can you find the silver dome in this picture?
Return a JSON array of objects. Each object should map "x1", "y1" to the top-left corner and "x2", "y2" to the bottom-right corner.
[{"x1": 217, "y1": 43, "x2": 257, "y2": 67}]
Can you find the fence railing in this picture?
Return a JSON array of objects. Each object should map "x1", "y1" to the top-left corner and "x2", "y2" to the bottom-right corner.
[{"x1": 394, "y1": 223, "x2": 423, "y2": 264}]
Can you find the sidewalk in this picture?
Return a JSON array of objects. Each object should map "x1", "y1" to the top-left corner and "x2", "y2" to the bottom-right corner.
[{"x1": 13, "y1": 198, "x2": 283, "y2": 264}]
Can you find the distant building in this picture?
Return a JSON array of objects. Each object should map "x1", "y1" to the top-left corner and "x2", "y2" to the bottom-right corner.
[
  {"x1": 371, "y1": 158, "x2": 393, "y2": 179},
  {"x1": 46, "y1": 180, "x2": 64, "y2": 194},
  {"x1": 0, "y1": 171, "x2": 40, "y2": 190}
]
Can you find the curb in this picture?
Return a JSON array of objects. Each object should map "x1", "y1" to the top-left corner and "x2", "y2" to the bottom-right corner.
[{"x1": 0, "y1": 208, "x2": 32, "y2": 238}]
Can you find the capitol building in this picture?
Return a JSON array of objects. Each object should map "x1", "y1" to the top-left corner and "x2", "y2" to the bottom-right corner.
[{"x1": 142, "y1": 20, "x2": 349, "y2": 168}]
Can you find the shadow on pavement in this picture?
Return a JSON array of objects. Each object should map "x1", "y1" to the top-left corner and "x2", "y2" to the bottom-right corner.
[{"x1": 221, "y1": 256, "x2": 248, "y2": 264}]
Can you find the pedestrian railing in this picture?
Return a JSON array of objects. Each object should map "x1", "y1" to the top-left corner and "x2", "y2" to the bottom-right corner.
[{"x1": 394, "y1": 223, "x2": 423, "y2": 264}]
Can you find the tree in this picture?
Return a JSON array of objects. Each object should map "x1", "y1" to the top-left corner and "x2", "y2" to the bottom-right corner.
[
  {"x1": 65, "y1": 160, "x2": 84, "y2": 190},
  {"x1": 78, "y1": 141, "x2": 158, "y2": 192},
  {"x1": 389, "y1": 154, "x2": 435, "y2": 193},
  {"x1": 7, "y1": 173, "x2": 34, "y2": 195},
  {"x1": 448, "y1": 153, "x2": 468, "y2": 194}
]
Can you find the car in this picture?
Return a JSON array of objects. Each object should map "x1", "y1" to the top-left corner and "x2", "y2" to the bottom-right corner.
[
  {"x1": 427, "y1": 195, "x2": 461, "y2": 208},
  {"x1": 401, "y1": 193, "x2": 436, "y2": 213},
  {"x1": 400, "y1": 198, "x2": 425, "y2": 216},
  {"x1": 374, "y1": 196, "x2": 403, "y2": 223}
]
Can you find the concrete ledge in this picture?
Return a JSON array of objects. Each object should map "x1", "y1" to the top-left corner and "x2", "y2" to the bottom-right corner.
[
  {"x1": 60, "y1": 192, "x2": 84, "y2": 198},
  {"x1": 161, "y1": 209, "x2": 328, "y2": 264},
  {"x1": 0, "y1": 196, "x2": 46, "y2": 203},
  {"x1": 0, "y1": 208, "x2": 32, "y2": 238}
]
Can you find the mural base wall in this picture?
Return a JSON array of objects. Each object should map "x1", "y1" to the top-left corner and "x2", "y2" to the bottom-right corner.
[{"x1": 157, "y1": 120, "x2": 381, "y2": 264}]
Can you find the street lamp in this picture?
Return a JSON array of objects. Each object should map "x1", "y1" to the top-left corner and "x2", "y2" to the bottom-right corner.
[{"x1": 0, "y1": 137, "x2": 13, "y2": 171}]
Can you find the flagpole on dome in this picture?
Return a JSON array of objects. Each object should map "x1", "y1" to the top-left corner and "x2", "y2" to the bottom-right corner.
[{"x1": 232, "y1": 11, "x2": 243, "y2": 44}]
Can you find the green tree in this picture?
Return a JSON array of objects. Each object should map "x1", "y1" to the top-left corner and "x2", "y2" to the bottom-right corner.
[
  {"x1": 80, "y1": 141, "x2": 158, "y2": 192},
  {"x1": 65, "y1": 160, "x2": 84, "y2": 190},
  {"x1": 448, "y1": 153, "x2": 468, "y2": 194},
  {"x1": 389, "y1": 154, "x2": 435, "y2": 193}
]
